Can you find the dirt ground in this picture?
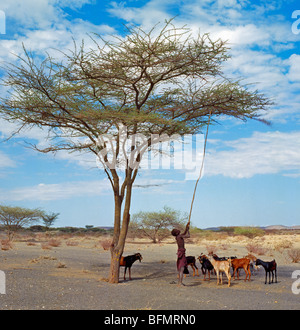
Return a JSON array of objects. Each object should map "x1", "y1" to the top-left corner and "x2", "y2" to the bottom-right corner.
[{"x1": 0, "y1": 233, "x2": 299, "y2": 310}]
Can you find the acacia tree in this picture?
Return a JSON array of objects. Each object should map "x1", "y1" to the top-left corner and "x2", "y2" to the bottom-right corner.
[
  {"x1": 0, "y1": 205, "x2": 45, "y2": 241},
  {"x1": 0, "y1": 20, "x2": 271, "y2": 283},
  {"x1": 131, "y1": 207, "x2": 186, "y2": 243},
  {"x1": 42, "y1": 212, "x2": 59, "y2": 229}
]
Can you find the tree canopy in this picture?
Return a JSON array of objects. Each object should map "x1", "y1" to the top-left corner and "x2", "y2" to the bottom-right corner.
[
  {"x1": 0, "y1": 205, "x2": 45, "y2": 240},
  {"x1": 131, "y1": 206, "x2": 186, "y2": 243}
]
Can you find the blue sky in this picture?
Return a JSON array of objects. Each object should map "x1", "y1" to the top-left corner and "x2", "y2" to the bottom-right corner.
[{"x1": 0, "y1": 0, "x2": 300, "y2": 228}]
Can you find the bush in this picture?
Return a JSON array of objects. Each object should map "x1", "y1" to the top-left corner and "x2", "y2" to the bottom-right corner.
[
  {"x1": 287, "y1": 249, "x2": 300, "y2": 263},
  {"x1": 205, "y1": 244, "x2": 217, "y2": 255},
  {"x1": 233, "y1": 227, "x2": 265, "y2": 238},
  {"x1": 246, "y1": 243, "x2": 268, "y2": 255},
  {"x1": 47, "y1": 238, "x2": 61, "y2": 247},
  {"x1": 100, "y1": 238, "x2": 112, "y2": 251}
]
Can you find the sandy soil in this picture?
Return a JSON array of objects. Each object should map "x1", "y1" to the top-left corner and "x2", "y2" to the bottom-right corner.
[{"x1": 0, "y1": 233, "x2": 299, "y2": 310}]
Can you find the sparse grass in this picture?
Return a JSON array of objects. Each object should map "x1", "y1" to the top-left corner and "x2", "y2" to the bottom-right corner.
[
  {"x1": 287, "y1": 249, "x2": 300, "y2": 263},
  {"x1": 29, "y1": 255, "x2": 57, "y2": 263},
  {"x1": 57, "y1": 262, "x2": 67, "y2": 268},
  {"x1": 100, "y1": 238, "x2": 112, "y2": 251},
  {"x1": 246, "y1": 243, "x2": 268, "y2": 255},
  {"x1": 205, "y1": 244, "x2": 217, "y2": 255},
  {"x1": 47, "y1": 239, "x2": 61, "y2": 247},
  {"x1": 65, "y1": 240, "x2": 79, "y2": 246},
  {"x1": 1, "y1": 239, "x2": 13, "y2": 250},
  {"x1": 273, "y1": 240, "x2": 293, "y2": 252},
  {"x1": 26, "y1": 241, "x2": 37, "y2": 246},
  {"x1": 41, "y1": 243, "x2": 52, "y2": 250}
]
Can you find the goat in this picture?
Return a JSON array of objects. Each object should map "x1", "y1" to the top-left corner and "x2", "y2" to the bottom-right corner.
[
  {"x1": 185, "y1": 256, "x2": 199, "y2": 277},
  {"x1": 198, "y1": 254, "x2": 214, "y2": 280},
  {"x1": 212, "y1": 253, "x2": 237, "y2": 261},
  {"x1": 244, "y1": 254, "x2": 258, "y2": 275},
  {"x1": 119, "y1": 253, "x2": 143, "y2": 280},
  {"x1": 255, "y1": 259, "x2": 277, "y2": 284},
  {"x1": 210, "y1": 256, "x2": 231, "y2": 287},
  {"x1": 231, "y1": 258, "x2": 251, "y2": 281}
]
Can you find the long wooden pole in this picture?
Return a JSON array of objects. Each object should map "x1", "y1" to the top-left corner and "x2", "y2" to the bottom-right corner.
[{"x1": 187, "y1": 111, "x2": 212, "y2": 226}]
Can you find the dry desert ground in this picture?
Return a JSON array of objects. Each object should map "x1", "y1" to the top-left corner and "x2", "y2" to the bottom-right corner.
[{"x1": 0, "y1": 231, "x2": 300, "y2": 310}]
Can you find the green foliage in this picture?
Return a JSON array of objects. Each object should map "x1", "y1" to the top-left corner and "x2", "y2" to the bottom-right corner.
[
  {"x1": 0, "y1": 205, "x2": 45, "y2": 240},
  {"x1": 233, "y1": 226, "x2": 265, "y2": 238},
  {"x1": 42, "y1": 212, "x2": 59, "y2": 229},
  {"x1": 131, "y1": 206, "x2": 187, "y2": 243}
]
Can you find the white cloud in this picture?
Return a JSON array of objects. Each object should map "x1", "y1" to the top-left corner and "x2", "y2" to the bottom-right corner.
[
  {"x1": 108, "y1": 0, "x2": 173, "y2": 29},
  {"x1": 0, "y1": 177, "x2": 183, "y2": 201},
  {"x1": 287, "y1": 54, "x2": 300, "y2": 82},
  {"x1": 0, "y1": 150, "x2": 15, "y2": 169},
  {"x1": 1, "y1": 0, "x2": 94, "y2": 29},
  {"x1": 0, "y1": 179, "x2": 111, "y2": 201},
  {"x1": 205, "y1": 131, "x2": 300, "y2": 178}
]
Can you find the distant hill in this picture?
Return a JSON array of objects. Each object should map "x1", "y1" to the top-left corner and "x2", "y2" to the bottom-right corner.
[
  {"x1": 202, "y1": 225, "x2": 300, "y2": 231},
  {"x1": 264, "y1": 225, "x2": 300, "y2": 230}
]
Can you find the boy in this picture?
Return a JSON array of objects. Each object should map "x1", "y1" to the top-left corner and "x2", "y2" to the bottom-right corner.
[{"x1": 171, "y1": 222, "x2": 190, "y2": 286}]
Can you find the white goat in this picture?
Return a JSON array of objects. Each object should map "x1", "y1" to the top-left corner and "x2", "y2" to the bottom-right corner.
[{"x1": 210, "y1": 257, "x2": 231, "y2": 287}]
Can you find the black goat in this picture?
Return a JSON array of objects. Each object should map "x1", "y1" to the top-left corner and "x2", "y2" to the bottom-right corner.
[
  {"x1": 255, "y1": 258, "x2": 277, "y2": 284},
  {"x1": 120, "y1": 253, "x2": 143, "y2": 280},
  {"x1": 198, "y1": 255, "x2": 214, "y2": 280},
  {"x1": 212, "y1": 253, "x2": 237, "y2": 261},
  {"x1": 185, "y1": 256, "x2": 199, "y2": 277}
]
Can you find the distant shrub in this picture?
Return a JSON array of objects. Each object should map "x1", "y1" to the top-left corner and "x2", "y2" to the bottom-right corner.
[
  {"x1": 1, "y1": 239, "x2": 13, "y2": 250},
  {"x1": 41, "y1": 243, "x2": 51, "y2": 250},
  {"x1": 100, "y1": 238, "x2": 112, "y2": 251},
  {"x1": 234, "y1": 227, "x2": 265, "y2": 238},
  {"x1": 26, "y1": 241, "x2": 37, "y2": 246},
  {"x1": 219, "y1": 227, "x2": 235, "y2": 234},
  {"x1": 48, "y1": 239, "x2": 61, "y2": 247},
  {"x1": 246, "y1": 243, "x2": 268, "y2": 255},
  {"x1": 65, "y1": 240, "x2": 79, "y2": 246},
  {"x1": 274, "y1": 240, "x2": 293, "y2": 251},
  {"x1": 205, "y1": 244, "x2": 217, "y2": 255},
  {"x1": 287, "y1": 249, "x2": 300, "y2": 263}
]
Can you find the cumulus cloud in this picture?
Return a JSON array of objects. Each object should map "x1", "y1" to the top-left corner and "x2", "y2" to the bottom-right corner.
[
  {"x1": 205, "y1": 131, "x2": 300, "y2": 178},
  {"x1": 0, "y1": 177, "x2": 183, "y2": 201},
  {"x1": 287, "y1": 54, "x2": 300, "y2": 82},
  {"x1": 1, "y1": 0, "x2": 94, "y2": 30},
  {"x1": 0, "y1": 179, "x2": 111, "y2": 201},
  {"x1": 0, "y1": 150, "x2": 16, "y2": 169}
]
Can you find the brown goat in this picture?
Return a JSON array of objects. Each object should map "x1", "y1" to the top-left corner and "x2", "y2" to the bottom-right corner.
[{"x1": 231, "y1": 258, "x2": 251, "y2": 281}]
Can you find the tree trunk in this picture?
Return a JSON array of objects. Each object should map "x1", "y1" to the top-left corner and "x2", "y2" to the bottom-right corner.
[
  {"x1": 109, "y1": 192, "x2": 122, "y2": 283},
  {"x1": 108, "y1": 182, "x2": 133, "y2": 283},
  {"x1": 109, "y1": 247, "x2": 122, "y2": 283}
]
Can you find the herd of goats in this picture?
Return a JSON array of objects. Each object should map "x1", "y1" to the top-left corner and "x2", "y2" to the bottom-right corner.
[{"x1": 119, "y1": 252, "x2": 278, "y2": 287}]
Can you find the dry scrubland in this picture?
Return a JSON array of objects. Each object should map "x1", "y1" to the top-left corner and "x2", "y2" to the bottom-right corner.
[{"x1": 0, "y1": 229, "x2": 300, "y2": 310}]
